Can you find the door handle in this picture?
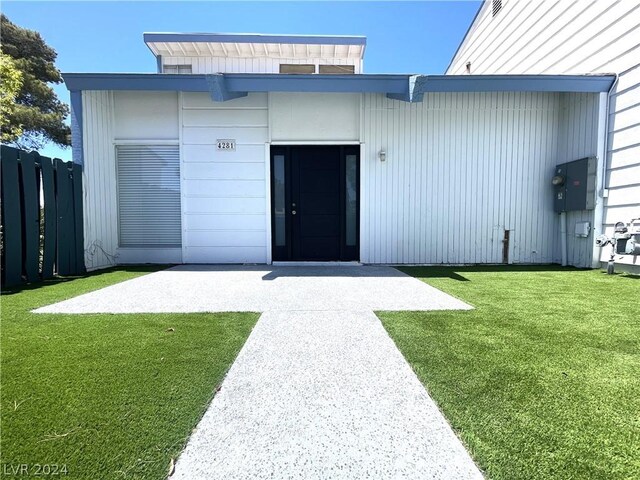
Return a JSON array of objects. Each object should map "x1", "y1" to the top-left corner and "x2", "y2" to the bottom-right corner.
[{"x1": 292, "y1": 210, "x2": 297, "y2": 215}]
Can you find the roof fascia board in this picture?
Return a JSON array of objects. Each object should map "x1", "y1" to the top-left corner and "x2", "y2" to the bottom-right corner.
[
  {"x1": 62, "y1": 73, "x2": 616, "y2": 103},
  {"x1": 412, "y1": 75, "x2": 616, "y2": 101},
  {"x1": 62, "y1": 73, "x2": 211, "y2": 92},
  {"x1": 144, "y1": 32, "x2": 367, "y2": 46},
  {"x1": 223, "y1": 73, "x2": 409, "y2": 95},
  {"x1": 62, "y1": 73, "x2": 410, "y2": 100}
]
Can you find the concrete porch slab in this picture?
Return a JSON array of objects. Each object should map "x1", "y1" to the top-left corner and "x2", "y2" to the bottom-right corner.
[{"x1": 34, "y1": 265, "x2": 472, "y2": 314}]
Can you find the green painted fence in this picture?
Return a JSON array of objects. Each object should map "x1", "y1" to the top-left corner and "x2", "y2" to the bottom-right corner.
[{"x1": 1, "y1": 145, "x2": 85, "y2": 287}]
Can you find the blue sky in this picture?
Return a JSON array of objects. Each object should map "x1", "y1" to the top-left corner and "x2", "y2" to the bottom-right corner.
[{"x1": 3, "y1": 1, "x2": 480, "y2": 159}]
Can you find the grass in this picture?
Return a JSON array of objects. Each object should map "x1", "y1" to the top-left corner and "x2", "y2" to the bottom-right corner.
[
  {"x1": 1, "y1": 267, "x2": 258, "y2": 479},
  {"x1": 378, "y1": 266, "x2": 640, "y2": 480}
]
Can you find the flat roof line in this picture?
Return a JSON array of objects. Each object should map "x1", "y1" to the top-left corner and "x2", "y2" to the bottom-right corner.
[
  {"x1": 62, "y1": 73, "x2": 616, "y2": 103},
  {"x1": 143, "y1": 32, "x2": 367, "y2": 46}
]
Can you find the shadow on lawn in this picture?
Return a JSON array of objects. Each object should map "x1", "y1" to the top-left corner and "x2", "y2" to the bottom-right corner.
[
  {"x1": 398, "y1": 264, "x2": 590, "y2": 282},
  {"x1": 0, "y1": 265, "x2": 163, "y2": 295},
  {"x1": 599, "y1": 270, "x2": 640, "y2": 280}
]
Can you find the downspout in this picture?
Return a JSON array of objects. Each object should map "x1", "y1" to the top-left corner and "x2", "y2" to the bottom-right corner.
[
  {"x1": 560, "y1": 212, "x2": 568, "y2": 266},
  {"x1": 592, "y1": 74, "x2": 619, "y2": 268}
]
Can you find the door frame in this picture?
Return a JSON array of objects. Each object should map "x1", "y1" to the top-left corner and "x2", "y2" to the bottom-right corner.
[{"x1": 269, "y1": 144, "x2": 360, "y2": 262}]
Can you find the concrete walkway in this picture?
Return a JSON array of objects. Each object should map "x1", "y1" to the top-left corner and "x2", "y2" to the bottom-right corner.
[
  {"x1": 172, "y1": 309, "x2": 482, "y2": 479},
  {"x1": 35, "y1": 266, "x2": 482, "y2": 479}
]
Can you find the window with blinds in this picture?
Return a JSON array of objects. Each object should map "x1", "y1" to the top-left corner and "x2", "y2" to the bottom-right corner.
[{"x1": 116, "y1": 145, "x2": 181, "y2": 248}]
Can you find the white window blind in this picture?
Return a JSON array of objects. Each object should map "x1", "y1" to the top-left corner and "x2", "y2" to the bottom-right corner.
[{"x1": 116, "y1": 145, "x2": 181, "y2": 248}]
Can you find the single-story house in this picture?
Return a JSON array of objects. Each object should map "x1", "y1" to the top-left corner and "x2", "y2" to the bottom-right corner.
[{"x1": 63, "y1": 32, "x2": 618, "y2": 270}]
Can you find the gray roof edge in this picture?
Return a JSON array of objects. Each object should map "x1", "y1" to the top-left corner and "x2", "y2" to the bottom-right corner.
[
  {"x1": 143, "y1": 32, "x2": 367, "y2": 46},
  {"x1": 62, "y1": 72, "x2": 616, "y2": 99}
]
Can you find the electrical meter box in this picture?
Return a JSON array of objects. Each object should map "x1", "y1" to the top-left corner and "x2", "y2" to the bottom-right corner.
[{"x1": 553, "y1": 157, "x2": 596, "y2": 213}]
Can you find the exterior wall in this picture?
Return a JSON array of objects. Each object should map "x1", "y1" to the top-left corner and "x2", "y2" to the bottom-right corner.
[
  {"x1": 360, "y1": 92, "x2": 566, "y2": 265},
  {"x1": 179, "y1": 92, "x2": 360, "y2": 264},
  {"x1": 181, "y1": 93, "x2": 269, "y2": 263},
  {"x1": 81, "y1": 91, "x2": 182, "y2": 269},
  {"x1": 113, "y1": 91, "x2": 179, "y2": 140},
  {"x1": 113, "y1": 91, "x2": 181, "y2": 264},
  {"x1": 82, "y1": 91, "x2": 117, "y2": 270},
  {"x1": 270, "y1": 93, "x2": 360, "y2": 142},
  {"x1": 556, "y1": 93, "x2": 600, "y2": 267},
  {"x1": 448, "y1": 0, "x2": 640, "y2": 270},
  {"x1": 162, "y1": 56, "x2": 362, "y2": 74},
  {"x1": 82, "y1": 89, "x2": 599, "y2": 267}
]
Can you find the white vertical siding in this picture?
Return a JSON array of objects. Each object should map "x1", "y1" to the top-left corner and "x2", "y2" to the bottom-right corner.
[
  {"x1": 556, "y1": 93, "x2": 600, "y2": 268},
  {"x1": 162, "y1": 56, "x2": 362, "y2": 74},
  {"x1": 181, "y1": 93, "x2": 269, "y2": 263},
  {"x1": 448, "y1": 0, "x2": 640, "y2": 269},
  {"x1": 360, "y1": 92, "x2": 568, "y2": 265},
  {"x1": 82, "y1": 91, "x2": 117, "y2": 270}
]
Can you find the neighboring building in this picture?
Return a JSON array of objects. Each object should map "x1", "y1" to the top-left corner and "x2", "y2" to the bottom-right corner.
[
  {"x1": 64, "y1": 32, "x2": 616, "y2": 270},
  {"x1": 448, "y1": 0, "x2": 640, "y2": 272}
]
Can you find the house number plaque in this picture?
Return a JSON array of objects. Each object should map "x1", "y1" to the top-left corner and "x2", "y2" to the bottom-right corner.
[{"x1": 216, "y1": 139, "x2": 236, "y2": 151}]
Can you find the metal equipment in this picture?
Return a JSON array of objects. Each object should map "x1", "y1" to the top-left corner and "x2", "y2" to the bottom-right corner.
[{"x1": 595, "y1": 218, "x2": 640, "y2": 274}]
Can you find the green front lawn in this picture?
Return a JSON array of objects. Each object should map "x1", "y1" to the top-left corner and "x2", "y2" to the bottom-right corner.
[
  {"x1": 379, "y1": 266, "x2": 640, "y2": 480},
  {"x1": 1, "y1": 267, "x2": 258, "y2": 479}
]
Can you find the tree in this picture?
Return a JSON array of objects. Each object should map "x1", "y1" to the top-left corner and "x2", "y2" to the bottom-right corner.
[
  {"x1": 0, "y1": 51, "x2": 23, "y2": 143},
  {"x1": 0, "y1": 14, "x2": 70, "y2": 150}
]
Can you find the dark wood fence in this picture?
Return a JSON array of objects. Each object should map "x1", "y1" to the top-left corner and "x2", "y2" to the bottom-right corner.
[{"x1": 1, "y1": 145, "x2": 84, "y2": 287}]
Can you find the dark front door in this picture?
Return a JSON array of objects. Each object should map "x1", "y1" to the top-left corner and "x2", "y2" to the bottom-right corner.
[{"x1": 271, "y1": 146, "x2": 359, "y2": 261}]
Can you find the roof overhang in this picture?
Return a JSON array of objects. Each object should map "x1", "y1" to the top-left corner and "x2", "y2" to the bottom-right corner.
[
  {"x1": 144, "y1": 32, "x2": 366, "y2": 60},
  {"x1": 412, "y1": 74, "x2": 616, "y2": 101},
  {"x1": 62, "y1": 73, "x2": 616, "y2": 103},
  {"x1": 62, "y1": 73, "x2": 411, "y2": 101}
]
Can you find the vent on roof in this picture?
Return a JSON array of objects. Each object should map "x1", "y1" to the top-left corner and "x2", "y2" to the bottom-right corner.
[{"x1": 492, "y1": 0, "x2": 502, "y2": 17}]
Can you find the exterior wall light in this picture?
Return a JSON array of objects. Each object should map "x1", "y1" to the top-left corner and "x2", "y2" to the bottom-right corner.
[{"x1": 378, "y1": 150, "x2": 386, "y2": 162}]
